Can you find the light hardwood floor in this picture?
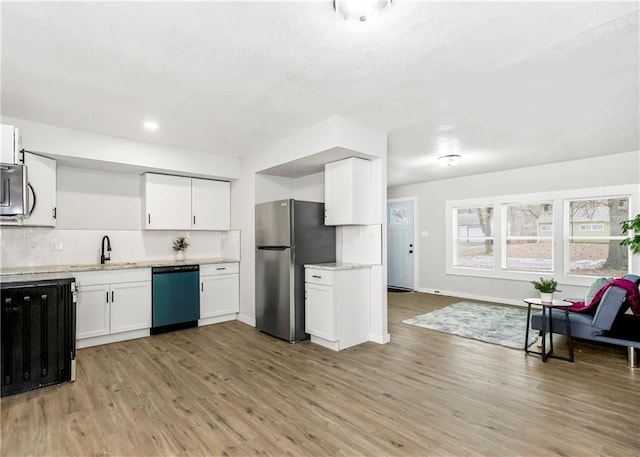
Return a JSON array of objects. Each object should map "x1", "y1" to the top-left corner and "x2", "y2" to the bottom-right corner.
[{"x1": 2, "y1": 292, "x2": 639, "y2": 456}]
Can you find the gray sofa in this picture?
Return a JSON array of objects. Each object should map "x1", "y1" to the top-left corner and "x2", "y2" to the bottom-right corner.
[{"x1": 531, "y1": 274, "x2": 640, "y2": 367}]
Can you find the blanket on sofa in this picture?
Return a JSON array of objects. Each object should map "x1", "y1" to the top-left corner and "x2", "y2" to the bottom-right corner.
[{"x1": 568, "y1": 278, "x2": 640, "y2": 317}]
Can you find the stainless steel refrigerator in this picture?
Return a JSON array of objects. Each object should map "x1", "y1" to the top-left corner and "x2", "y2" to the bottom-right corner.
[{"x1": 256, "y1": 199, "x2": 336, "y2": 342}]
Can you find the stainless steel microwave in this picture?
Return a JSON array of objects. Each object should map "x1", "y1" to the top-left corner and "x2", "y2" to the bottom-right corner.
[{"x1": 0, "y1": 163, "x2": 28, "y2": 217}]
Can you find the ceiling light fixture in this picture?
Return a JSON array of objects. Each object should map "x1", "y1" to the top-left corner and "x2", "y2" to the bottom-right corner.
[
  {"x1": 333, "y1": 0, "x2": 392, "y2": 26},
  {"x1": 438, "y1": 154, "x2": 462, "y2": 167},
  {"x1": 143, "y1": 121, "x2": 159, "y2": 131}
]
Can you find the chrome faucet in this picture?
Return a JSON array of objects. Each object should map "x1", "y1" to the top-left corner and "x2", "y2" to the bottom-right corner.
[{"x1": 100, "y1": 235, "x2": 111, "y2": 264}]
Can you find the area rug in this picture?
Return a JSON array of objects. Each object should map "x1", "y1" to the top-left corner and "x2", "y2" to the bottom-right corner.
[{"x1": 402, "y1": 301, "x2": 537, "y2": 349}]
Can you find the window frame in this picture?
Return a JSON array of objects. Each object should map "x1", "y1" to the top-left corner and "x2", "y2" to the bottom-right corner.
[{"x1": 445, "y1": 184, "x2": 638, "y2": 287}]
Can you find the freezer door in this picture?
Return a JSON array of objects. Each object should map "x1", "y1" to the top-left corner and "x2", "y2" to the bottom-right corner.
[
  {"x1": 255, "y1": 247, "x2": 293, "y2": 341},
  {"x1": 255, "y1": 200, "x2": 291, "y2": 247}
]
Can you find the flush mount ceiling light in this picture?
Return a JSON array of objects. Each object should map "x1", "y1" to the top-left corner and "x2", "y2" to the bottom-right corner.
[
  {"x1": 438, "y1": 154, "x2": 462, "y2": 167},
  {"x1": 333, "y1": 0, "x2": 392, "y2": 26},
  {"x1": 143, "y1": 120, "x2": 159, "y2": 131}
]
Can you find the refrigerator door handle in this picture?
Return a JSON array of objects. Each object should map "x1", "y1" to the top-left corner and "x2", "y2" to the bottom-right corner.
[{"x1": 256, "y1": 246, "x2": 289, "y2": 251}]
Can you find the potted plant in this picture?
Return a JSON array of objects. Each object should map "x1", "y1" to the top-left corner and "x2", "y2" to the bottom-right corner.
[
  {"x1": 532, "y1": 277, "x2": 561, "y2": 303},
  {"x1": 173, "y1": 236, "x2": 189, "y2": 261},
  {"x1": 621, "y1": 213, "x2": 640, "y2": 256}
]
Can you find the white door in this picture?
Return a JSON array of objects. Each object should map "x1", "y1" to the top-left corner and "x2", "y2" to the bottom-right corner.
[
  {"x1": 387, "y1": 200, "x2": 414, "y2": 290},
  {"x1": 143, "y1": 173, "x2": 191, "y2": 230},
  {"x1": 110, "y1": 282, "x2": 152, "y2": 334},
  {"x1": 191, "y1": 178, "x2": 230, "y2": 230},
  {"x1": 76, "y1": 284, "x2": 110, "y2": 339},
  {"x1": 200, "y1": 274, "x2": 239, "y2": 318},
  {"x1": 305, "y1": 284, "x2": 336, "y2": 341}
]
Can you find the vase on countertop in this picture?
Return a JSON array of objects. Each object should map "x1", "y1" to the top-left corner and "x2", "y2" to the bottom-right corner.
[
  {"x1": 540, "y1": 292, "x2": 553, "y2": 303},
  {"x1": 175, "y1": 250, "x2": 185, "y2": 261}
]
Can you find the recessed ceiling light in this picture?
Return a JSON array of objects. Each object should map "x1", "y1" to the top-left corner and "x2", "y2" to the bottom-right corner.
[{"x1": 143, "y1": 121, "x2": 159, "y2": 130}]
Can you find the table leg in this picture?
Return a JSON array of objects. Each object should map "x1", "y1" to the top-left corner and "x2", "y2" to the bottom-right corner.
[
  {"x1": 524, "y1": 302, "x2": 532, "y2": 351},
  {"x1": 549, "y1": 308, "x2": 554, "y2": 355},
  {"x1": 565, "y1": 309, "x2": 574, "y2": 363},
  {"x1": 541, "y1": 306, "x2": 548, "y2": 362}
]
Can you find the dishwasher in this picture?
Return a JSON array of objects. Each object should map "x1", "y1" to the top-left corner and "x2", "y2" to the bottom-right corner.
[{"x1": 151, "y1": 265, "x2": 200, "y2": 335}]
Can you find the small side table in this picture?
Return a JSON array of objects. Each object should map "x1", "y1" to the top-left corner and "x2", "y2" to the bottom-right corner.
[{"x1": 524, "y1": 298, "x2": 574, "y2": 363}]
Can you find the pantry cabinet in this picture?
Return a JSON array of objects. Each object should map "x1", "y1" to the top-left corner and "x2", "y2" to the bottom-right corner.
[
  {"x1": 304, "y1": 266, "x2": 370, "y2": 351},
  {"x1": 324, "y1": 157, "x2": 372, "y2": 225},
  {"x1": 74, "y1": 269, "x2": 151, "y2": 348},
  {"x1": 142, "y1": 173, "x2": 230, "y2": 231},
  {"x1": 199, "y1": 263, "x2": 239, "y2": 326}
]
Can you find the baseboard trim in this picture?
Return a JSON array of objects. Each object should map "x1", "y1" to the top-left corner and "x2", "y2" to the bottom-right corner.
[
  {"x1": 369, "y1": 333, "x2": 391, "y2": 344},
  {"x1": 236, "y1": 314, "x2": 256, "y2": 327},
  {"x1": 414, "y1": 287, "x2": 526, "y2": 308}
]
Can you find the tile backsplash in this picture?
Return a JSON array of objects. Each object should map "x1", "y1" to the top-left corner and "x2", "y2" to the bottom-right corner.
[{"x1": 0, "y1": 227, "x2": 241, "y2": 269}]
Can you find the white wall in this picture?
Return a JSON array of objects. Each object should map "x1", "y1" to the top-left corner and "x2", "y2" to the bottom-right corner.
[
  {"x1": 57, "y1": 166, "x2": 141, "y2": 230},
  {"x1": 388, "y1": 151, "x2": 640, "y2": 305},
  {"x1": 2, "y1": 117, "x2": 239, "y2": 180}
]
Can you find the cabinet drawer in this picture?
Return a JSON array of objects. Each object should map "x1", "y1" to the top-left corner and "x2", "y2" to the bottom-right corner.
[
  {"x1": 200, "y1": 263, "x2": 239, "y2": 276},
  {"x1": 305, "y1": 269, "x2": 333, "y2": 286}
]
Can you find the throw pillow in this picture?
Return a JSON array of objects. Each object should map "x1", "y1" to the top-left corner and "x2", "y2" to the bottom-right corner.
[{"x1": 585, "y1": 277, "x2": 612, "y2": 305}]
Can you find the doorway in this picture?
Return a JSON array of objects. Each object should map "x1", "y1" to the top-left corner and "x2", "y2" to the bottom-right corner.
[{"x1": 387, "y1": 199, "x2": 415, "y2": 291}]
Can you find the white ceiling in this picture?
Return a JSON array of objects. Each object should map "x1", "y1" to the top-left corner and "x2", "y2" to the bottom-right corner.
[{"x1": 2, "y1": 1, "x2": 638, "y2": 186}]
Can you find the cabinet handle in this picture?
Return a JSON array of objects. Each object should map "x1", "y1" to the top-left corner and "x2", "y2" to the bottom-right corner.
[
  {"x1": 201, "y1": 282, "x2": 203, "y2": 292},
  {"x1": 193, "y1": 215, "x2": 196, "y2": 225},
  {"x1": 148, "y1": 214, "x2": 151, "y2": 224},
  {"x1": 216, "y1": 267, "x2": 226, "y2": 270},
  {"x1": 52, "y1": 207, "x2": 57, "y2": 219},
  {"x1": 112, "y1": 291, "x2": 114, "y2": 302},
  {"x1": 312, "y1": 275, "x2": 322, "y2": 279},
  {"x1": 106, "y1": 291, "x2": 109, "y2": 303}
]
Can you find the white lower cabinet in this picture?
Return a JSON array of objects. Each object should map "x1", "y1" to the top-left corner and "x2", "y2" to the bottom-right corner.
[
  {"x1": 199, "y1": 263, "x2": 239, "y2": 326},
  {"x1": 74, "y1": 269, "x2": 151, "y2": 348},
  {"x1": 305, "y1": 267, "x2": 370, "y2": 351}
]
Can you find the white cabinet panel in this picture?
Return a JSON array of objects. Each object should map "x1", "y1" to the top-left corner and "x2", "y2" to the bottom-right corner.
[
  {"x1": 143, "y1": 173, "x2": 230, "y2": 231},
  {"x1": 305, "y1": 267, "x2": 370, "y2": 351},
  {"x1": 74, "y1": 269, "x2": 151, "y2": 345},
  {"x1": 200, "y1": 263, "x2": 239, "y2": 322},
  {"x1": 325, "y1": 157, "x2": 371, "y2": 226},
  {"x1": 110, "y1": 281, "x2": 151, "y2": 334},
  {"x1": 1, "y1": 124, "x2": 20, "y2": 164},
  {"x1": 201, "y1": 274, "x2": 239, "y2": 318},
  {"x1": 192, "y1": 178, "x2": 230, "y2": 231},
  {"x1": 76, "y1": 284, "x2": 110, "y2": 339},
  {"x1": 143, "y1": 173, "x2": 191, "y2": 230},
  {"x1": 305, "y1": 283, "x2": 336, "y2": 341},
  {"x1": 22, "y1": 152, "x2": 56, "y2": 227}
]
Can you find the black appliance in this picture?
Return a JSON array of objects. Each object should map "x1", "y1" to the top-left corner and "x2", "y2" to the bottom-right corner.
[
  {"x1": 1, "y1": 274, "x2": 76, "y2": 397},
  {"x1": 151, "y1": 265, "x2": 200, "y2": 335}
]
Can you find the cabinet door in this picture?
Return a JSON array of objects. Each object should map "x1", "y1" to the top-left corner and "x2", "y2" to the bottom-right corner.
[
  {"x1": 143, "y1": 173, "x2": 191, "y2": 230},
  {"x1": 22, "y1": 152, "x2": 56, "y2": 227},
  {"x1": 325, "y1": 158, "x2": 371, "y2": 225},
  {"x1": 305, "y1": 283, "x2": 336, "y2": 341},
  {"x1": 76, "y1": 284, "x2": 110, "y2": 339},
  {"x1": 201, "y1": 274, "x2": 239, "y2": 318},
  {"x1": 110, "y1": 281, "x2": 151, "y2": 334},
  {"x1": 191, "y1": 178, "x2": 230, "y2": 230}
]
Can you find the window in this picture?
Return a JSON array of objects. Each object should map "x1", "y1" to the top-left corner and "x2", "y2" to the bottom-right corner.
[
  {"x1": 446, "y1": 185, "x2": 637, "y2": 285},
  {"x1": 503, "y1": 203, "x2": 553, "y2": 271},
  {"x1": 454, "y1": 207, "x2": 494, "y2": 269},
  {"x1": 567, "y1": 198, "x2": 629, "y2": 277}
]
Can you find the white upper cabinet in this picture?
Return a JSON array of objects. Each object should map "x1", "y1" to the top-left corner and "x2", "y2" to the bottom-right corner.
[
  {"x1": 0, "y1": 124, "x2": 21, "y2": 164},
  {"x1": 22, "y1": 152, "x2": 56, "y2": 227},
  {"x1": 191, "y1": 178, "x2": 230, "y2": 231},
  {"x1": 143, "y1": 173, "x2": 192, "y2": 230},
  {"x1": 324, "y1": 157, "x2": 372, "y2": 225},
  {"x1": 1, "y1": 152, "x2": 57, "y2": 227},
  {"x1": 142, "y1": 173, "x2": 230, "y2": 231}
]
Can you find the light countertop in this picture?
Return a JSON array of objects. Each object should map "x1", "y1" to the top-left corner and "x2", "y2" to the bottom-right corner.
[
  {"x1": 0, "y1": 258, "x2": 239, "y2": 281},
  {"x1": 304, "y1": 262, "x2": 372, "y2": 271}
]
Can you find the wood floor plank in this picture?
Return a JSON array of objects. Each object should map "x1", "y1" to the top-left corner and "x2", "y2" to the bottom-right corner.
[{"x1": 2, "y1": 292, "x2": 639, "y2": 456}]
